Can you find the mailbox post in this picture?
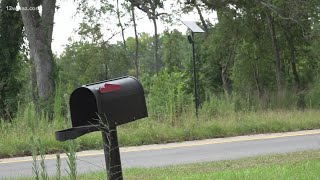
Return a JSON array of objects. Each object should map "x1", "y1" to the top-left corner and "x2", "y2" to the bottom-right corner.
[
  {"x1": 55, "y1": 76, "x2": 148, "y2": 180},
  {"x1": 102, "y1": 126, "x2": 122, "y2": 179}
]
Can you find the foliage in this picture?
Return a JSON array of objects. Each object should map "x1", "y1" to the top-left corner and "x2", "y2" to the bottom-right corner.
[
  {"x1": 2, "y1": 0, "x2": 320, "y2": 120},
  {"x1": 66, "y1": 140, "x2": 77, "y2": 180},
  {"x1": 143, "y1": 69, "x2": 193, "y2": 124},
  {"x1": 0, "y1": 0, "x2": 23, "y2": 120},
  {"x1": 2, "y1": 100, "x2": 320, "y2": 159},
  {"x1": 162, "y1": 29, "x2": 190, "y2": 73},
  {"x1": 57, "y1": 42, "x2": 130, "y2": 94},
  {"x1": 306, "y1": 79, "x2": 320, "y2": 108}
]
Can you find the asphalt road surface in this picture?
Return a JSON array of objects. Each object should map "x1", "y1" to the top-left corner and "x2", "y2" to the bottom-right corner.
[{"x1": 1, "y1": 129, "x2": 320, "y2": 179}]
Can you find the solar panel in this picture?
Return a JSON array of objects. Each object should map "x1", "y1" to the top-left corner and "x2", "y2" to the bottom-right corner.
[{"x1": 181, "y1": 21, "x2": 205, "y2": 33}]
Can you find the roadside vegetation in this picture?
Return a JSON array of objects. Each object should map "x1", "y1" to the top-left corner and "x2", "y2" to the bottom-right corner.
[{"x1": 1, "y1": 96, "x2": 320, "y2": 158}]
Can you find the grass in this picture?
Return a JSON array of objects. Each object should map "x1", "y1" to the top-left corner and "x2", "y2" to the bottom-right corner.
[
  {"x1": 122, "y1": 151, "x2": 320, "y2": 179},
  {"x1": 15, "y1": 150, "x2": 320, "y2": 180},
  {"x1": 1, "y1": 71, "x2": 319, "y2": 158},
  {"x1": 123, "y1": 150, "x2": 320, "y2": 179},
  {"x1": 0, "y1": 106, "x2": 320, "y2": 158}
]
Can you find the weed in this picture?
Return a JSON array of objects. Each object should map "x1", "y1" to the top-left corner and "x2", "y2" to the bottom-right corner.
[
  {"x1": 31, "y1": 136, "x2": 39, "y2": 180},
  {"x1": 65, "y1": 140, "x2": 77, "y2": 180},
  {"x1": 56, "y1": 154, "x2": 61, "y2": 180}
]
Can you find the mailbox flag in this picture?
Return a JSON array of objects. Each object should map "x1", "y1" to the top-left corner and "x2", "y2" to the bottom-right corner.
[{"x1": 99, "y1": 83, "x2": 121, "y2": 94}]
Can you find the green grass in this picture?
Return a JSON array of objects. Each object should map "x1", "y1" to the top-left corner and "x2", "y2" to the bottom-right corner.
[
  {"x1": 1, "y1": 106, "x2": 320, "y2": 158},
  {"x1": 2, "y1": 71, "x2": 319, "y2": 158},
  {"x1": 123, "y1": 158, "x2": 320, "y2": 179},
  {"x1": 73, "y1": 150, "x2": 320, "y2": 179},
  {"x1": 123, "y1": 151, "x2": 320, "y2": 179}
]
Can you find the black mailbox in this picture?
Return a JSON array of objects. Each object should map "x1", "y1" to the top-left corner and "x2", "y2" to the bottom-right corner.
[
  {"x1": 55, "y1": 76, "x2": 148, "y2": 180},
  {"x1": 55, "y1": 76, "x2": 148, "y2": 141},
  {"x1": 70, "y1": 76, "x2": 148, "y2": 127}
]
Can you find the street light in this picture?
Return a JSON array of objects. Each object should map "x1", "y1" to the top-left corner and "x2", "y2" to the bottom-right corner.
[{"x1": 181, "y1": 21, "x2": 204, "y2": 118}]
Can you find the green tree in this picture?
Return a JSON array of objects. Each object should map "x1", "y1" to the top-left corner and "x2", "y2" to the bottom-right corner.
[
  {"x1": 180, "y1": 0, "x2": 210, "y2": 36},
  {"x1": 201, "y1": 0, "x2": 320, "y2": 97},
  {"x1": 162, "y1": 29, "x2": 190, "y2": 73},
  {"x1": 58, "y1": 42, "x2": 109, "y2": 92},
  {"x1": 128, "y1": 0, "x2": 167, "y2": 74},
  {"x1": 199, "y1": 7, "x2": 240, "y2": 98},
  {"x1": 58, "y1": 41, "x2": 130, "y2": 93},
  {"x1": 138, "y1": 32, "x2": 156, "y2": 74},
  {"x1": 0, "y1": 0, "x2": 24, "y2": 119}
]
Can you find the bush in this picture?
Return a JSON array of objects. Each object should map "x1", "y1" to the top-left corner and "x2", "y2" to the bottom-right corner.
[
  {"x1": 306, "y1": 79, "x2": 320, "y2": 108},
  {"x1": 142, "y1": 69, "x2": 193, "y2": 124}
]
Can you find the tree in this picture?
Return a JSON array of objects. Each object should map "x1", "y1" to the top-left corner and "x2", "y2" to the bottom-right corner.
[
  {"x1": 269, "y1": 0, "x2": 319, "y2": 91},
  {"x1": 18, "y1": 0, "x2": 56, "y2": 103},
  {"x1": 58, "y1": 42, "x2": 109, "y2": 90},
  {"x1": 130, "y1": 3, "x2": 140, "y2": 78},
  {"x1": 182, "y1": 0, "x2": 210, "y2": 36},
  {"x1": 137, "y1": 32, "x2": 155, "y2": 74},
  {"x1": 162, "y1": 29, "x2": 189, "y2": 72},
  {"x1": 116, "y1": 0, "x2": 127, "y2": 50},
  {"x1": 127, "y1": 0, "x2": 167, "y2": 73},
  {"x1": 0, "y1": 0, "x2": 23, "y2": 119},
  {"x1": 265, "y1": 12, "x2": 284, "y2": 95},
  {"x1": 201, "y1": 0, "x2": 320, "y2": 96}
]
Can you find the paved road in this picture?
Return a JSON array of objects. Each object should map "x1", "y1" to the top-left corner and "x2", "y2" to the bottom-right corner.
[{"x1": 1, "y1": 130, "x2": 320, "y2": 179}]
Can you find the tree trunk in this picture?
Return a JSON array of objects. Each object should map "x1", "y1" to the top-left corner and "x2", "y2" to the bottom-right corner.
[
  {"x1": 152, "y1": 18, "x2": 159, "y2": 74},
  {"x1": 131, "y1": 4, "x2": 139, "y2": 79},
  {"x1": 284, "y1": 30, "x2": 300, "y2": 91},
  {"x1": 194, "y1": 2, "x2": 208, "y2": 37},
  {"x1": 221, "y1": 48, "x2": 233, "y2": 98},
  {"x1": 30, "y1": 59, "x2": 39, "y2": 103},
  {"x1": 253, "y1": 62, "x2": 262, "y2": 97},
  {"x1": 19, "y1": 0, "x2": 56, "y2": 101},
  {"x1": 289, "y1": 45, "x2": 300, "y2": 90},
  {"x1": 221, "y1": 64, "x2": 231, "y2": 98},
  {"x1": 266, "y1": 13, "x2": 284, "y2": 95},
  {"x1": 117, "y1": 0, "x2": 127, "y2": 51}
]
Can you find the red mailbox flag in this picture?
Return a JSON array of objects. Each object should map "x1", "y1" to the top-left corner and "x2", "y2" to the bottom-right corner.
[{"x1": 99, "y1": 83, "x2": 121, "y2": 94}]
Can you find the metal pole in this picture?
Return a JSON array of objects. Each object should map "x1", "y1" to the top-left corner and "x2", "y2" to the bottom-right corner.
[
  {"x1": 192, "y1": 32, "x2": 199, "y2": 118},
  {"x1": 102, "y1": 126, "x2": 123, "y2": 180}
]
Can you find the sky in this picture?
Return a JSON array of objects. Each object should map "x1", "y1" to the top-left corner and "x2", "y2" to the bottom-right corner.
[{"x1": 52, "y1": 0, "x2": 217, "y2": 55}]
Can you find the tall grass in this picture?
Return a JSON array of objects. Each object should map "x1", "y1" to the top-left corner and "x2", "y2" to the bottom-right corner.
[
  {"x1": 307, "y1": 78, "x2": 320, "y2": 108},
  {"x1": 56, "y1": 154, "x2": 61, "y2": 180},
  {"x1": 0, "y1": 72, "x2": 320, "y2": 158},
  {"x1": 39, "y1": 139, "x2": 49, "y2": 180},
  {"x1": 31, "y1": 137, "x2": 39, "y2": 180},
  {"x1": 145, "y1": 71, "x2": 193, "y2": 125},
  {"x1": 65, "y1": 140, "x2": 77, "y2": 180}
]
